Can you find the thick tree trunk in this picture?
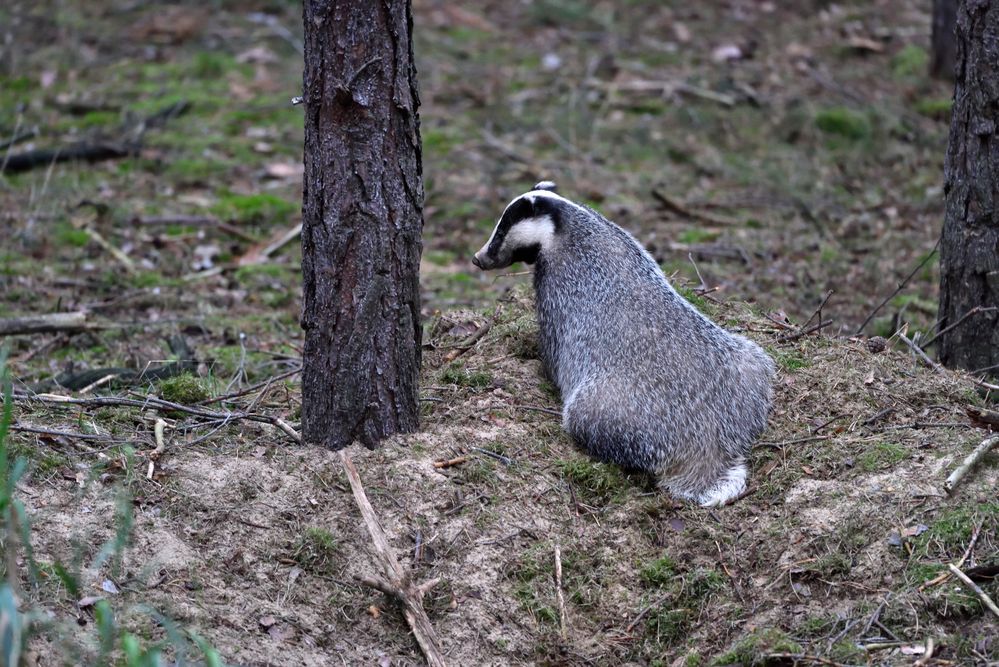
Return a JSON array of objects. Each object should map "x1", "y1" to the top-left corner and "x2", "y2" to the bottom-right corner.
[
  {"x1": 301, "y1": 1, "x2": 424, "y2": 449},
  {"x1": 938, "y1": 0, "x2": 999, "y2": 375},
  {"x1": 931, "y1": 0, "x2": 958, "y2": 80}
]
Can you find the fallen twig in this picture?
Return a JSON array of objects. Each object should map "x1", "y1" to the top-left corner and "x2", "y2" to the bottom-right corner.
[
  {"x1": 271, "y1": 417, "x2": 301, "y2": 443},
  {"x1": 948, "y1": 563, "x2": 999, "y2": 620},
  {"x1": 237, "y1": 222, "x2": 302, "y2": 266},
  {"x1": 514, "y1": 404, "x2": 562, "y2": 417},
  {"x1": 777, "y1": 318, "x2": 835, "y2": 343},
  {"x1": 132, "y1": 215, "x2": 259, "y2": 243},
  {"x1": 2, "y1": 100, "x2": 189, "y2": 174},
  {"x1": 913, "y1": 637, "x2": 935, "y2": 667},
  {"x1": 897, "y1": 331, "x2": 944, "y2": 373},
  {"x1": 763, "y1": 654, "x2": 847, "y2": 667},
  {"x1": 147, "y1": 419, "x2": 167, "y2": 480},
  {"x1": 919, "y1": 522, "x2": 981, "y2": 591},
  {"x1": 9, "y1": 423, "x2": 113, "y2": 441},
  {"x1": 433, "y1": 456, "x2": 468, "y2": 469},
  {"x1": 78, "y1": 373, "x2": 118, "y2": 395},
  {"x1": 922, "y1": 305, "x2": 999, "y2": 348},
  {"x1": 943, "y1": 435, "x2": 999, "y2": 494},
  {"x1": 11, "y1": 392, "x2": 301, "y2": 443},
  {"x1": 199, "y1": 367, "x2": 301, "y2": 405},
  {"x1": 591, "y1": 78, "x2": 736, "y2": 107},
  {"x1": 755, "y1": 434, "x2": 830, "y2": 448},
  {"x1": 800, "y1": 290, "x2": 834, "y2": 331},
  {"x1": 470, "y1": 447, "x2": 514, "y2": 466},
  {"x1": 441, "y1": 311, "x2": 498, "y2": 364},
  {"x1": 0, "y1": 312, "x2": 92, "y2": 336},
  {"x1": 3, "y1": 141, "x2": 136, "y2": 174},
  {"x1": 651, "y1": 188, "x2": 740, "y2": 226},
  {"x1": 84, "y1": 226, "x2": 136, "y2": 274},
  {"x1": 855, "y1": 242, "x2": 939, "y2": 335},
  {"x1": 340, "y1": 451, "x2": 447, "y2": 667},
  {"x1": 0, "y1": 125, "x2": 38, "y2": 152},
  {"x1": 860, "y1": 594, "x2": 890, "y2": 636},
  {"x1": 554, "y1": 542, "x2": 568, "y2": 641},
  {"x1": 964, "y1": 564, "x2": 999, "y2": 581},
  {"x1": 966, "y1": 406, "x2": 999, "y2": 430}
]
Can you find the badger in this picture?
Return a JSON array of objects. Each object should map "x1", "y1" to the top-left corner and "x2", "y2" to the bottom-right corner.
[{"x1": 471, "y1": 182, "x2": 775, "y2": 506}]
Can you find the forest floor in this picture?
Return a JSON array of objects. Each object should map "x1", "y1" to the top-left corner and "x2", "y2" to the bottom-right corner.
[{"x1": 1, "y1": 0, "x2": 997, "y2": 665}]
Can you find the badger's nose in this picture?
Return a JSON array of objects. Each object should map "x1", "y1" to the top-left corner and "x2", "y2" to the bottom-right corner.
[{"x1": 471, "y1": 254, "x2": 483, "y2": 269}]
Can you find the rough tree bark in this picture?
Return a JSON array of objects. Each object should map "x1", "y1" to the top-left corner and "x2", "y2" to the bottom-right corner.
[
  {"x1": 301, "y1": 1, "x2": 424, "y2": 449},
  {"x1": 938, "y1": 0, "x2": 999, "y2": 375},
  {"x1": 931, "y1": 0, "x2": 958, "y2": 80}
]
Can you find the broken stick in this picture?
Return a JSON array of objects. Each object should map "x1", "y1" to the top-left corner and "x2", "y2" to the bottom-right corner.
[
  {"x1": 554, "y1": 542, "x2": 568, "y2": 641},
  {"x1": 0, "y1": 312, "x2": 91, "y2": 336},
  {"x1": 948, "y1": 564, "x2": 999, "y2": 620},
  {"x1": 433, "y1": 456, "x2": 468, "y2": 469},
  {"x1": 943, "y1": 435, "x2": 999, "y2": 494},
  {"x1": 340, "y1": 451, "x2": 447, "y2": 667}
]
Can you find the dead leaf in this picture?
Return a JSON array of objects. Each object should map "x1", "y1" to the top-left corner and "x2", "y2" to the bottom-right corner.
[
  {"x1": 864, "y1": 370, "x2": 875, "y2": 385},
  {"x1": 40, "y1": 70, "x2": 57, "y2": 89},
  {"x1": 368, "y1": 605, "x2": 381, "y2": 619},
  {"x1": 258, "y1": 615, "x2": 277, "y2": 629},
  {"x1": 900, "y1": 644, "x2": 926, "y2": 655},
  {"x1": 100, "y1": 579, "x2": 119, "y2": 594},
  {"x1": 667, "y1": 517, "x2": 685, "y2": 532},
  {"x1": 78, "y1": 596, "x2": 104, "y2": 608}
]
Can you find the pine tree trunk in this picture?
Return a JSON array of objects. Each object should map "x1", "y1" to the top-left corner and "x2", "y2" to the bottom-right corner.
[
  {"x1": 938, "y1": 0, "x2": 999, "y2": 375},
  {"x1": 931, "y1": 0, "x2": 958, "y2": 80},
  {"x1": 300, "y1": 0, "x2": 424, "y2": 449}
]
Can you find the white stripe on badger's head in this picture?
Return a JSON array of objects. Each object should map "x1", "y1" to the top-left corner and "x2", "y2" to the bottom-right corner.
[{"x1": 472, "y1": 184, "x2": 569, "y2": 270}]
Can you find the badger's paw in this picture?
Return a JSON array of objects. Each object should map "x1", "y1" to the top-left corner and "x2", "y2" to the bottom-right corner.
[{"x1": 695, "y1": 463, "x2": 747, "y2": 507}]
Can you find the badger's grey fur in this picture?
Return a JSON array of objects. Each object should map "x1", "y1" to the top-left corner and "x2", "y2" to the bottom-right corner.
[{"x1": 472, "y1": 183, "x2": 775, "y2": 506}]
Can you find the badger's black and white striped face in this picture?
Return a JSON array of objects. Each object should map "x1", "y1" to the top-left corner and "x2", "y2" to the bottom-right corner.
[{"x1": 472, "y1": 182, "x2": 561, "y2": 270}]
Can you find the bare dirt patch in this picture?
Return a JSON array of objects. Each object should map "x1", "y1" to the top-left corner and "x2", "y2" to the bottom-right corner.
[{"x1": 11, "y1": 290, "x2": 999, "y2": 665}]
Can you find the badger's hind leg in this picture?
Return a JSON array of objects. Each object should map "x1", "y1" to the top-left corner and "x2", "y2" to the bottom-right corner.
[
  {"x1": 658, "y1": 458, "x2": 748, "y2": 507},
  {"x1": 693, "y1": 462, "x2": 747, "y2": 507}
]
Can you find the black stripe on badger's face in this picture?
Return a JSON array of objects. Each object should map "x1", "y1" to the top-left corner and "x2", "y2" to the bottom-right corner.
[{"x1": 472, "y1": 194, "x2": 560, "y2": 270}]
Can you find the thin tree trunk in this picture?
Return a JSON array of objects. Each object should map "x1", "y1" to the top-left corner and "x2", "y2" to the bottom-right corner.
[
  {"x1": 931, "y1": 0, "x2": 958, "y2": 80},
  {"x1": 301, "y1": 0, "x2": 424, "y2": 449},
  {"x1": 938, "y1": 0, "x2": 999, "y2": 375}
]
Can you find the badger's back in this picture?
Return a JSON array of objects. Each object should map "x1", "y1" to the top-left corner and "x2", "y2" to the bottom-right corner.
[{"x1": 534, "y1": 206, "x2": 773, "y2": 474}]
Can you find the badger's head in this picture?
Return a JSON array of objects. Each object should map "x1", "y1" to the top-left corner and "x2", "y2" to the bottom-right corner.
[{"x1": 472, "y1": 181, "x2": 562, "y2": 270}]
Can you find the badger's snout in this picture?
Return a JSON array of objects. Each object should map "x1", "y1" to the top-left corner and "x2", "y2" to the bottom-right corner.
[{"x1": 471, "y1": 253, "x2": 483, "y2": 269}]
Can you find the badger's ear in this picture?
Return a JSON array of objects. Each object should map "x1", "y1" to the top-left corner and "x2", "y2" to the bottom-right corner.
[{"x1": 533, "y1": 181, "x2": 558, "y2": 193}]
